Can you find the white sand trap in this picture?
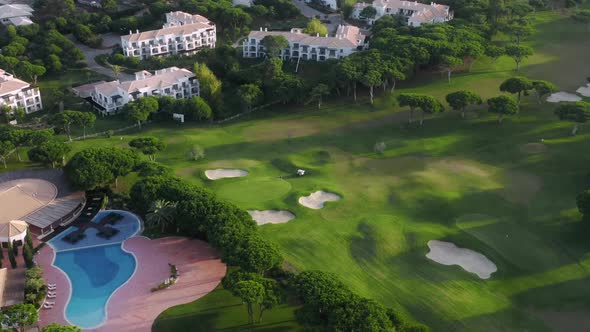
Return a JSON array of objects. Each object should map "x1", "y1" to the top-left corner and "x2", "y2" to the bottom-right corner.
[
  {"x1": 248, "y1": 210, "x2": 295, "y2": 225},
  {"x1": 547, "y1": 92, "x2": 582, "y2": 103},
  {"x1": 576, "y1": 83, "x2": 590, "y2": 97},
  {"x1": 298, "y1": 191, "x2": 341, "y2": 209},
  {"x1": 426, "y1": 240, "x2": 497, "y2": 279},
  {"x1": 205, "y1": 169, "x2": 248, "y2": 180}
]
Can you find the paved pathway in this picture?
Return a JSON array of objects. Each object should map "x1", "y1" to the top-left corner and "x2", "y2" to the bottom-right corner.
[
  {"x1": 291, "y1": 0, "x2": 343, "y2": 33},
  {"x1": 68, "y1": 33, "x2": 134, "y2": 81},
  {"x1": 38, "y1": 236, "x2": 226, "y2": 331}
]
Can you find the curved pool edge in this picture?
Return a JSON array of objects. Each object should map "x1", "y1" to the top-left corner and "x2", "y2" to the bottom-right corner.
[
  {"x1": 37, "y1": 241, "x2": 73, "y2": 327},
  {"x1": 46, "y1": 210, "x2": 143, "y2": 330},
  {"x1": 99, "y1": 236, "x2": 227, "y2": 332}
]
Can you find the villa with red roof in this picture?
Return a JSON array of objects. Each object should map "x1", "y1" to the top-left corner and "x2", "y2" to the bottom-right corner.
[
  {"x1": 243, "y1": 25, "x2": 368, "y2": 61},
  {"x1": 352, "y1": 0, "x2": 453, "y2": 26},
  {"x1": 87, "y1": 67, "x2": 199, "y2": 115},
  {"x1": 121, "y1": 11, "x2": 216, "y2": 60}
]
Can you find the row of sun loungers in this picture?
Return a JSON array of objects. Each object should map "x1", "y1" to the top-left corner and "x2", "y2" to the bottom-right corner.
[{"x1": 44, "y1": 284, "x2": 57, "y2": 309}]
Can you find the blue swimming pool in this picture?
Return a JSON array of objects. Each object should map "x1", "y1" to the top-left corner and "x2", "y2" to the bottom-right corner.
[{"x1": 49, "y1": 210, "x2": 141, "y2": 329}]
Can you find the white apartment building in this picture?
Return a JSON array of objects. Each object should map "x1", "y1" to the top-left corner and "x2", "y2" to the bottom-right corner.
[
  {"x1": 0, "y1": 69, "x2": 42, "y2": 114},
  {"x1": 352, "y1": 0, "x2": 452, "y2": 26},
  {"x1": 243, "y1": 25, "x2": 367, "y2": 61},
  {"x1": 121, "y1": 11, "x2": 216, "y2": 60},
  {"x1": 89, "y1": 67, "x2": 199, "y2": 116},
  {"x1": 0, "y1": 4, "x2": 34, "y2": 26}
]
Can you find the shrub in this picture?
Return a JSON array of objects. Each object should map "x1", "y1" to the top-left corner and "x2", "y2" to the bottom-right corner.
[
  {"x1": 23, "y1": 244, "x2": 34, "y2": 268},
  {"x1": 8, "y1": 242, "x2": 17, "y2": 268}
]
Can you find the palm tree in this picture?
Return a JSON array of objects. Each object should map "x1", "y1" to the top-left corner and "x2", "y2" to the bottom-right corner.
[
  {"x1": 112, "y1": 65, "x2": 122, "y2": 79},
  {"x1": 145, "y1": 200, "x2": 177, "y2": 233}
]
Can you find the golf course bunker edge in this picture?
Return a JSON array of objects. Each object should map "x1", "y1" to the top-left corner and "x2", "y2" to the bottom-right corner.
[
  {"x1": 298, "y1": 191, "x2": 342, "y2": 209},
  {"x1": 426, "y1": 240, "x2": 497, "y2": 279},
  {"x1": 248, "y1": 210, "x2": 296, "y2": 225},
  {"x1": 205, "y1": 169, "x2": 249, "y2": 180}
]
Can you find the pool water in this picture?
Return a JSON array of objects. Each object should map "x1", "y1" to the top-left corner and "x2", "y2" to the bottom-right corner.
[{"x1": 49, "y1": 210, "x2": 141, "y2": 329}]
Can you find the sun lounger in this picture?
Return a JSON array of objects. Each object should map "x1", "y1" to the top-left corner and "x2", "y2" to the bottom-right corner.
[
  {"x1": 47, "y1": 292, "x2": 56, "y2": 296},
  {"x1": 48, "y1": 286, "x2": 56, "y2": 290},
  {"x1": 45, "y1": 301, "x2": 55, "y2": 305},
  {"x1": 48, "y1": 283, "x2": 56, "y2": 287},
  {"x1": 43, "y1": 303, "x2": 54, "y2": 309}
]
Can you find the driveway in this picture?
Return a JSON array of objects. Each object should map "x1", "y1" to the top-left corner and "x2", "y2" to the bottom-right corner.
[
  {"x1": 68, "y1": 33, "x2": 134, "y2": 81},
  {"x1": 291, "y1": 0, "x2": 343, "y2": 34}
]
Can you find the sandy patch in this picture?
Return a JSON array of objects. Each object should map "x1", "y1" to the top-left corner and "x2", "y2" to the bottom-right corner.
[
  {"x1": 299, "y1": 191, "x2": 341, "y2": 209},
  {"x1": 576, "y1": 83, "x2": 590, "y2": 97},
  {"x1": 176, "y1": 167, "x2": 196, "y2": 177},
  {"x1": 547, "y1": 92, "x2": 582, "y2": 103},
  {"x1": 434, "y1": 159, "x2": 491, "y2": 178},
  {"x1": 205, "y1": 169, "x2": 248, "y2": 180},
  {"x1": 500, "y1": 171, "x2": 542, "y2": 204},
  {"x1": 248, "y1": 210, "x2": 295, "y2": 225},
  {"x1": 426, "y1": 240, "x2": 497, "y2": 279},
  {"x1": 520, "y1": 143, "x2": 547, "y2": 154}
]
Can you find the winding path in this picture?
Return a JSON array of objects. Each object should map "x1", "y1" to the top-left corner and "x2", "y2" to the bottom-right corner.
[{"x1": 37, "y1": 237, "x2": 226, "y2": 331}]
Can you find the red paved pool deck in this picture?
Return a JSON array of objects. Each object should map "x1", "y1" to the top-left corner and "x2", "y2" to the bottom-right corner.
[{"x1": 37, "y1": 236, "x2": 226, "y2": 331}]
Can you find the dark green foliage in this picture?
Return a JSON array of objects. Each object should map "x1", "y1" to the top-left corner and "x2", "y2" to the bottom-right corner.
[
  {"x1": 446, "y1": 90, "x2": 482, "y2": 118},
  {"x1": 28, "y1": 141, "x2": 71, "y2": 169},
  {"x1": 8, "y1": 241, "x2": 17, "y2": 268},
  {"x1": 12, "y1": 239, "x2": 18, "y2": 257},
  {"x1": 23, "y1": 244, "x2": 34, "y2": 269},
  {"x1": 554, "y1": 101, "x2": 590, "y2": 135},
  {"x1": 500, "y1": 76, "x2": 533, "y2": 103},
  {"x1": 236, "y1": 234, "x2": 284, "y2": 274},
  {"x1": 25, "y1": 231, "x2": 33, "y2": 249},
  {"x1": 291, "y1": 271, "x2": 396, "y2": 331},
  {"x1": 487, "y1": 95, "x2": 519, "y2": 123},
  {"x1": 65, "y1": 147, "x2": 139, "y2": 190},
  {"x1": 129, "y1": 137, "x2": 166, "y2": 161},
  {"x1": 41, "y1": 323, "x2": 83, "y2": 332},
  {"x1": 0, "y1": 303, "x2": 38, "y2": 330}
]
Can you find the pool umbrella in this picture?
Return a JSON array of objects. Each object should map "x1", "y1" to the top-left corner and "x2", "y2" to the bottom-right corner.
[{"x1": 0, "y1": 220, "x2": 28, "y2": 244}]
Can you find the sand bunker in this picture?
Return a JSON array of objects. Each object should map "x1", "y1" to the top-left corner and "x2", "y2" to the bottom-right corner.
[
  {"x1": 426, "y1": 240, "x2": 497, "y2": 279},
  {"x1": 576, "y1": 83, "x2": 590, "y2": 97},
  {"x1": 298, "y1": 191, "x2": 341, "y2": 209},
  {"x1": 520, "y1": 143, "x2": 547, "y2": 154},
  {"x1": 248, "y1": 210, "x2": 295, "y2": 225},
  {"x1": 205, "y1": 169, "x2": 248, "y2": 180},
  {"x1": 547, "y1": 92, "x2": 582, "y2": 103}
]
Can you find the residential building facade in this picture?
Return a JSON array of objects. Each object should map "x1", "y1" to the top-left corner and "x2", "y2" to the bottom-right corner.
[
  {"x1": 0, "y1": 69, "x2": 42, "y2": 114},
  {"x1": 89, "y1": 67, "x2": 199, "y2": 116},
  {"x1": 121, "y1": 11, "x2": 216, "y2": 60},
  {"x1": 243, "y1": 25, "x2": 367, "y2": 61},
  {"x1": 0, "y1": 4, "x2": 34, "y2": 26},
  {"x1": 352, "y1": 0, "x2": 452, "y2": 26}
]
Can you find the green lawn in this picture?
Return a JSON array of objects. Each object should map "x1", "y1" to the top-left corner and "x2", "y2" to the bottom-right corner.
[
  {"x1": 4, "y1": 10, "x2": 590, "y2": 332},
  {"x1": 153, "y1": 285, "x2": 301, "y2": 332}
]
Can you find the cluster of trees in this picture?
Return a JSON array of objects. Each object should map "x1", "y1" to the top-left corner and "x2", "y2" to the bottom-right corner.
[
  {"x1": 0, "y1": 127, "x2": 63, "y2": 168},
  {"x1": 129, "y1": 173, "x2": 283, "y2": 273},
  {"x1": 24, "y1": 266, "x2": 47, "y2": 308},
  {"x1": 120, "y1": 94, "x2": 214, "y2": 126},
  {"x1": 49, "y1": 110, "x2": 97, "y2": 140},
  {"x1": 65, "y1": 147, "x2": 139, "y2": 190},
  {"x1": 292, "y1": 271, "x2": 429, "y2": 331},
  {"x1": 555, "y1": 101, "x2": 590, "y2": 135},
  {"x1": 0, "y1": 24, "x2": 84, "y2": 77},
  {"x1": 0, "y1": 303, "x2": 37, "y2": 332}
]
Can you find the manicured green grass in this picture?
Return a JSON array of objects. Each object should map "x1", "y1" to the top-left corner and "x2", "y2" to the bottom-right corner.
[
  {"x1": 152, "y1": 285, "x2": 302, "y2": 332},
  {"x1": 5, "y1": 10, "x2": 590, "y2": 332}
]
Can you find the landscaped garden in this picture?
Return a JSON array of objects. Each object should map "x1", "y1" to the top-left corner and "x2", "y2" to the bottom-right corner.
[{"x1": 2, "y1": 5, "x2": 590, "y2": 332}]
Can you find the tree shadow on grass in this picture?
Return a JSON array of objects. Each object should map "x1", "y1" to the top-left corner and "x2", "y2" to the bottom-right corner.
[{"x1": 350, "y1": 220, "x2": 378, "y2": 264}]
